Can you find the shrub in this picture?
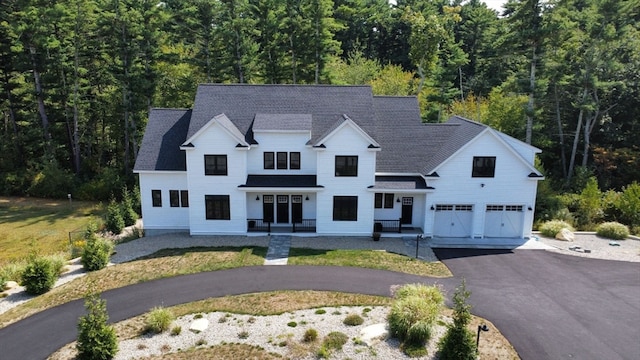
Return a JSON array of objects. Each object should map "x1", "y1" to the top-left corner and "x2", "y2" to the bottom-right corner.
[
  {"x1": 77, "y1": 293, "x2": 118, "y2": 360},
  {"x1": 20, "y1": 256, "x2": 58, "y2": 295},
  {"x1": 105, "y1": 199, "x2": 125, "y2": 235},
  {"x1": 287, "y1": 321, "x2": 297, "y2": 327},
  {"x1": 322, "y1": 331, "x2": 348, "y2": 351},
  {"x1": 171, "y1": 326, "x2": 182, "y2": 336},
  {"x1": 314, "y1": 309, "x2": 326, "y2": 315},
  {"x1": 145, "y1": 307, "x2": 175, "y2": 334},
  {"x1": 343, "y1": 313, "x2": 364, "y2": 326},
  {"x1": 303, "y1": 328, "x2": 318, "y2": 342},
  {"x1": 81, "y1": 236, "x2": 114, "y2": 271},
  {"x1": 617, "y1": 182, "x2": 640, "y2": 228},
  {"x1": 539, "y1": 220, "x2": 575, "y2": 238},
  {"x1": 438, "y1": 280, "x2": 476, "y2": 360},
  {"x1": 26, "y1": 161, "x2": 74, "y2": 199},
  {"x1": 120, "y1": 186, "x2": 139, "y2": 227},
  {"x1": 596, "y1": 222, "x2": 630, "y2": 240}
]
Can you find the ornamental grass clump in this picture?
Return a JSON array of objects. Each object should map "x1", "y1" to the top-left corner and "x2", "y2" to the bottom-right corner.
[
  {"x1": 596, "y1": 222, "x2": 629, "y2": 240},
  {"x1": 145, "y1": 306, "x2": 175, "y2": 334},
  {"x1": 539, "y1": 220, "x2": 575, "y2": 238},
  {"x1": 343, "y1": 313, "x2": 364, "y2": 326},
  {"x1": 388, "y1": 284, "x2": 443, "y2": 356}
]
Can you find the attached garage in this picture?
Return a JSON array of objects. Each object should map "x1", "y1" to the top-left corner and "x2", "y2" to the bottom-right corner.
[
  {"x1": 433, "y1": 204, "x2": 473, "y2": 237},
  {"x1": 484, "y1": 205, "x2": 524, "y2": 238}
]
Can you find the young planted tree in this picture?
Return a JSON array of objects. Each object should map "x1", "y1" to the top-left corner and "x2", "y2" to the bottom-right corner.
[
  {"x1": 77, "y1": 292, "x2": 118, "y2": 360},
  {"x1": 438, "y1": 280, "x2": 476, "y2": 360}
]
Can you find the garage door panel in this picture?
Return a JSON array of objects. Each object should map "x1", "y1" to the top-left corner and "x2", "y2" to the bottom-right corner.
[
  {"x1": 484, "y1": 205, "x2": 524, "y2": 238},
  {"x1": 434, "y1": 204, "x2": 473, "y2": 238}
]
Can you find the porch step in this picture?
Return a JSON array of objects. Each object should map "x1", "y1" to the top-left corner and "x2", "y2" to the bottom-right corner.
[{"x1": 264, "y1": 235, "x2": 292, "y2": 265}]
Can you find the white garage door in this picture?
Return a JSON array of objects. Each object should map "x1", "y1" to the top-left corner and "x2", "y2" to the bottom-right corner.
[
  {"x1": 484, "y1": 205, "x2": 524, "y2": 238},
  {"x1": 433, "y1": 204, "x2": 473, "y2": 237}
]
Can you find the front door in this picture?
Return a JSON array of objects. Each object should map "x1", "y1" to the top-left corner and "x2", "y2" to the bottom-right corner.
[
  {"x1": 277, "y1": 195, "x2": 289, "y2": 223},
  {"x1": 401, "y1": 197, "x2": 413, "y2": 224},
  {"x1": 263, "y1": 195, "x2": 274, "y2": 223},
  {"x1": 292, "y1": 195, "x2": 303, "y2": 223}
]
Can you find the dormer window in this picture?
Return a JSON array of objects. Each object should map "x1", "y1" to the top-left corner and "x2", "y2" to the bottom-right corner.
[{"x1": 472, "y1": 156, "x2": 496, "y2": 178}]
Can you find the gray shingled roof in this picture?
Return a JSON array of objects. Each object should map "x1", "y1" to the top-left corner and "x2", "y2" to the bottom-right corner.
[
  {"x1": 240, "y1": 175, "x2": 321, "y2": 188},
  {"x1": 371, "y1": 176, "x2": 433, "y2": 190},
  {"x1": 134, "y1": 109, "x2": 191, "y2": 171},
  {"x1": 135, "y1": 87, "x2": 499, "y2": 175},
  {"x1": 189, "y1": 84, "x2": 376, "y2": 145},
  {"x1": 253, "y1": 113, "x2": 312, "y2": 132}
]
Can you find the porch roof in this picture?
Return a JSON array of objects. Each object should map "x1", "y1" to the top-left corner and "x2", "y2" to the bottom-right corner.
[
  {"x1": 369, "y1": 176, "x2": 434, "y2": 191},
  {"x1": 239, "y1": 175, "x2": 323, "y2": 188}
]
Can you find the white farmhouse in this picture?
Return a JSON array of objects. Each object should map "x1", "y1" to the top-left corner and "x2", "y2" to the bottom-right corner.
[{"x1": 134, "y1": 84, "x2": 543, "y2": 244}]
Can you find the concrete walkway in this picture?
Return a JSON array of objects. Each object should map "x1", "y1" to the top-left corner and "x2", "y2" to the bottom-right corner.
[{"x1": 264, "y1": 235, "x2": 291, "y2": 265}]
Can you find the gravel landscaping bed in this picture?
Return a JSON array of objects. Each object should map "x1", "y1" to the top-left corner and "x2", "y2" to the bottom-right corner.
[{"x1": 536, "y1": 232, "x2": 640, "y2": 262}]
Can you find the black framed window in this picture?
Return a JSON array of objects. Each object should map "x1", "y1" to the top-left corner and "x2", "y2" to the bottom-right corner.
[
  {"x1": 333, "y1": 196, "x2": 358, "y2": 221},
  {"x1": 169, "y1": 190, "x2": 180, "y2": 207},
  {"x1": 384, "y1": 193, "x2": 394, "y2": 208},
  {"x1": 204, "y1": 155, "x2": 227, "y2": 175},
  {"x1": 374, "y1": 193, "x2": 383, "y2": 208},
  {"x1": 152, "y1": 190, "x2": 162, "y2": 207},
  {"x1": 277, "y1": 152, "x2": 288, "y2": 169},
  {"x1": 264, "y1": 152, "x2": 274, "y2": 169},
  {"x1": 335, "y1": 156, "x2": 358, "y2": 176},
  {"x1": 290, "y1": 152, "x2": 300, "y2": 170},
  {"x1": 180, "y1": 190, "x2": 189, "y2": 207},
  {"x1": 205, "y1": 195, "x2": 230, "y2": 220},
  {"x1": 472, "y1": 156, "x2": 496, "y2": 178}
]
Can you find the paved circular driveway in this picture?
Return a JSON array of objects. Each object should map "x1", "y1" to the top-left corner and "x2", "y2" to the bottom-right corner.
[{"x1": 0, "y1": 250, "x2": 638, "y2": 360}]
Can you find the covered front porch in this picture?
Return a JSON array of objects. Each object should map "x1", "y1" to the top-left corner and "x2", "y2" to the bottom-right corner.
[
  {"x1": 369, "y1": 175, "x2": 434, "y2": 235},
  {"x1": 240, "y1": 174, "x2": 323, "y2": 234}
]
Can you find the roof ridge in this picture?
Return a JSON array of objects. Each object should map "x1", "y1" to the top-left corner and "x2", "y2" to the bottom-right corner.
[
  {"x1": 150, "y1": 107, "x2": 191, "y2": 111},
  {"x1": 197, "y1": 83, "x2": 371, "y2": 88}
]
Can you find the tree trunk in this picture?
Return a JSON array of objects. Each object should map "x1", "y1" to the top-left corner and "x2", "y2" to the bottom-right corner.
[
  {"x1": 553, "y1": 83, "x2": 567, "y2": 179},
  {"x1": 29, "y1": 45, "x2": 52, "y2": 149},
  {"x1": 525, "y1": 44, "x2": 536, "y2": 144},
  {"x1": 567, "y1": 87, "x2": 588, "y2": 184},
  {"x1": 71, "y1": 5, "x2": 81, "y2": 174},
  {"x1": 2, "y1": 72, "x2": 23, "y2": 163}
]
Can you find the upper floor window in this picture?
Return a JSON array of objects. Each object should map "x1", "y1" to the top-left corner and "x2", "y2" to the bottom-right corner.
[
  {"x1": 264, "y1": 152, "x2": 274, "y2": 169},
  {"x1": 472, "y1": 156, "x2": 496, "y2": 178},
  {"x1": 277, "y1": 152, "x2": 288, "y2": 169},
  {"x1": 290, "y1": 152, "x2": 300, "y2": 170},
  {"x1": 205, "y1": 155, "x2": 227, "y2": 175},
  {"x1": 335, "y1": 156, "x2": 358, "y2": 177},
  {"x1": 152, "y1": 190, "x2": 162, "y2": 207}
]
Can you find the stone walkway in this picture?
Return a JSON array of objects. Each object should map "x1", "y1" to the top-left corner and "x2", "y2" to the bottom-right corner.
[{"x1": 264, "y1": 235, "x2": 291, "y2": 265}]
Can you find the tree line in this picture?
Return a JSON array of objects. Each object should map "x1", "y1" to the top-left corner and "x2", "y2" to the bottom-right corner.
[{"x1": 0, "y1": 0, "x2": 638, "y2": 201}]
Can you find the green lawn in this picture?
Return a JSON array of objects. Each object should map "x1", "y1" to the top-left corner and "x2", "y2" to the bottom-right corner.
[{"x1": 0, "y1": 197, "x2": 104, "y2": 266}]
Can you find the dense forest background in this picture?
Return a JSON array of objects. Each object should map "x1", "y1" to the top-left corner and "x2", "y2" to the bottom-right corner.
[{"x1": 0, "y1": 0, "x2": 638, "y2": 225}]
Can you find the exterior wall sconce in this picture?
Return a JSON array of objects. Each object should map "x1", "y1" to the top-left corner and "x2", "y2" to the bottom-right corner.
[
  {"x1": 305, "y1": 195, "x2": 310, "y2": 201},
  {"x1": 476, "y1": 324, "x2": 489, "y2": 352},
  {"x1": 397, "y1": 197, "x2": 401, "y2": 203},
  {"x1": 528, "y1": 206, "x2": 533, "y2": 211},
  {"x1": 430, "y1": 205, "x2": 435, "y2": 210},
  {"x1": 480, "y1": 183, "x2": 485, "y2": 187},
  {"x1": 256, "y1": 195, "x2": 260, "y2": 201}
]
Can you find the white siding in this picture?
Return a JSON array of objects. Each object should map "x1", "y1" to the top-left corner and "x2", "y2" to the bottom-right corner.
[
  {"x1": 247, "y1": 133, "x2": 316, "y2": 174},
  {"x1": 424, "y1": 131, "x2": 538, "y2": 238},
  {"x1": 138, "y1": 172, "x2": 190, "y2": 233},
  {"x1": 185, "y1": 122, "x2": 248, "y2": 235},
  {"x1": 316, "y1": 125, "x2": 376, "y2": 235}
]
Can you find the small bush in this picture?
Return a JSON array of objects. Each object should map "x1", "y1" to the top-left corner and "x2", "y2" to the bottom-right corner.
[
  {"x1": 539, "y1": 220, "x2": 575, "y2": 238},
  {"x1": 120, "y1": 186, "x2": 139, "y2": 227},
  {"x1": 21, "y1": 256, "x2": 58, "y2": 295},
  {"x1": 170, "y1": 326, "x2": 182, "y2": 336},
  {"x1": 314, "y1": 309, "x2": 326, "y2": 315},
  {"x1": 322, "y1": 331, "x2": 348, "y2": 351},
  {"x1": 77, "y1": 293, "x2": 118, "y2": 360},
  {"x1": 145, "y1": 307, "x2": 175, "y2": 334},
  {"x1": 343, "y1": 314, "x2": 364, "y2": 326},
  {"x1": 238, "y1": 330, "x2": 249, "y2": 339},
  {"x1": 596, "y1": 222, "x2": 630, "y2": 240},
  {"x1": 81, "y1": 237, "x2": 114, "y2": 271},
  {"x1": 287, "y1": 321, "x2": 297, "y2": 327},
  {"x1": 303, "y1": 328, "x2": 318, "y2": 343},
  {"x1": 105, "y1": 199, "x2": 125, "y2": 235}
]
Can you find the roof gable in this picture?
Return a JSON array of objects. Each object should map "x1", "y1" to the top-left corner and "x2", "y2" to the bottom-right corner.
[
  {"x1": 182, "y1": 113, "x2": 249, "y2": 148},
  {"x1": 314, "y1": 114, "x2": 379, "y2": 148}
]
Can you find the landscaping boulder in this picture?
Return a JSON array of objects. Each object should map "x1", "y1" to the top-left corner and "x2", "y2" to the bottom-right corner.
[
  {"x1": 3, "y1": 281, "x2": 18, "y2": 290},
  {"x1": 190, "y1": 318, "x2": 209, "y2": 333},
  {"x1": 359, "y1": 323, "x2": 388, "y2": 346},
  {"x1": 555, "y1": 228, "x2": 575, "y2": 242}
]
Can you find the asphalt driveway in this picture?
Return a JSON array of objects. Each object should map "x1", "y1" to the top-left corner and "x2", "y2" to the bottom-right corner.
[
  {"x1": 435, "y1": 248, "x2": 640, "y2": 360},
  {"x1": 0, "y1": 250, "x2": 638, "y2": 359}
]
